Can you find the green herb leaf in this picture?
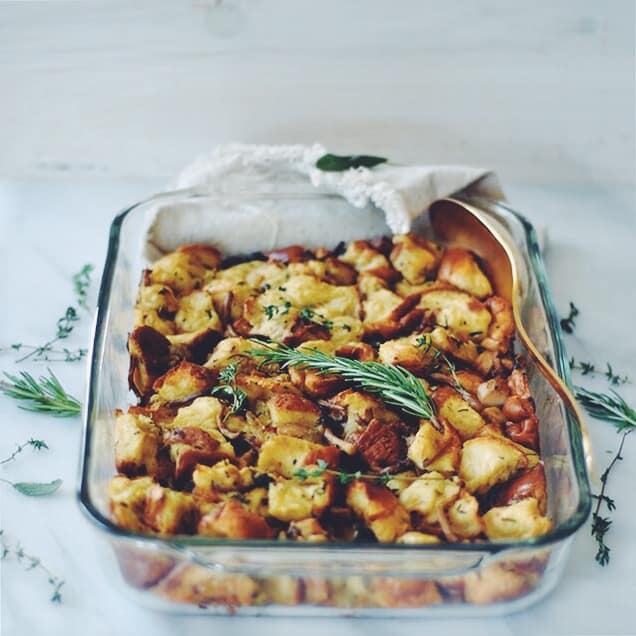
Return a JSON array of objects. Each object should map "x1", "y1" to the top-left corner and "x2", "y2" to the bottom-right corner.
[
  {"x1": 10, "y1": 479, "x2": 62, "y2": 497},
  {"x1": 315, "y1": 153, "x2": 388, "y2": 172},
  {"x1": 0, "y1": 370, "x2": 81, "y2": 417},
  {"x1": 246, "y1": 341, "x2": 436, "y2": 421}
]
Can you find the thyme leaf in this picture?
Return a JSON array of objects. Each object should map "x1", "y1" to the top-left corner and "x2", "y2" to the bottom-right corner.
[
  {"x1": 560, "y1": 301, "x2": 579, "y2": 334},
  {"x1": 211, "y1": 362, "x2": 248, "y2": 417}
]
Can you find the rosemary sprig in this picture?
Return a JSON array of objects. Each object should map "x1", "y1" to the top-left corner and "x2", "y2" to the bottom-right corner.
[
  {"x1": 0, "y1": 530, "x2": 65, "y2": 602},
  {"x1": 575, "y1": 387, "x2": 636, "y2": 433},
  {"x1": 0, "y1": 439, "x2": 49, "y2": 465},
  {"x1": 576, "y1": 386, "x2": 636, "y2": 566},
  {"x1": 211, "y1": 363, "x2": 248, "y2": 417},
  {"x1": 560, "y1": 301, "x2": 579, "y2": 334},
  {"x1": 570, "y1": 358, "x2": 629, "y2": 386},
  {"x1": 0, "y1": 370, "x2": 81, "y2": 417},
  {"x1": 246, "y1": 342, "x2": 436, "y2": 421}
]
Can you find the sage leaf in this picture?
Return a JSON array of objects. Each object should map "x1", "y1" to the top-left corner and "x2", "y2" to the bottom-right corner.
[
  {"x1": 11, "y1": 479, "x2": 62, "y2": 497},
  {"x1": 315, "y1": 154, "x2": 388, "y2": 172}
]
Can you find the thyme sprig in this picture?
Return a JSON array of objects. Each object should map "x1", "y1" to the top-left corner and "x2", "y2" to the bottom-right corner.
[
  {"x1": 0, "y1": 370, "x2": 81, "y2": 417},
  {"x1": 0, "y1": 530, "x2": 65, "y2": 602},
  {"x1": 590, "y1": 431, "x2": 630, "y2": 566},
  {"x1": 576, "y1": 386, "x2": 636, "y2": 566},
  {"x1": 292, "y1": 460, "x2": 444, "y2": 486},
  {"x1": 72, "y1": 264, "x2": 94, "y2": 310},
  {"x1": 3, "y1": 264, "x2": 93, "y2": 363},
  {"x1": 211, "y1": 363, "x2": 248, "y2": 417},
  {"x1": 560, "y1": 301, "x2": 579, "y2": 334},
  {"x1": 246, "y1": 341, "x2": 436, "y2": 421},
  {"x1": 569, "y1": 358, "x2": 629, "y2": 386},
  {"x1": 0, "y1": 439, "x2": 49, "y2": 465}
]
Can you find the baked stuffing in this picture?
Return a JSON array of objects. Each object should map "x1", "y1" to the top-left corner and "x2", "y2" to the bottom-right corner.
[{"x1": 111, "y1": 234, "x2": 552, "y2": 551}]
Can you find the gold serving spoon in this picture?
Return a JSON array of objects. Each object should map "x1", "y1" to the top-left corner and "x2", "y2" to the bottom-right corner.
[{"x1": 428, "y1": 197, "x2": 592, "y2": 470}]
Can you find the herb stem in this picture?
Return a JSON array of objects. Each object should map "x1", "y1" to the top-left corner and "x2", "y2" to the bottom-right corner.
[{"x1": 0, "y1": 530, "x2": 65, "y2": 602}]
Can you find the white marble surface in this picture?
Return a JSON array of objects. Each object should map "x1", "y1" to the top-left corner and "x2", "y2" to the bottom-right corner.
[{"x1": 0, "y1": 178, "x2": 635, "y2": 636}]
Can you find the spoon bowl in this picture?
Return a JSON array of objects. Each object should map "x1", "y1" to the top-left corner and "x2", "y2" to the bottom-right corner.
[{"x1": 429, "y1": 197, "x2": 592, "y2": 470}]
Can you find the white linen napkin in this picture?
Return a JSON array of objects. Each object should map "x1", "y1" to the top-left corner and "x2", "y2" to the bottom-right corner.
[{"x1": 172, "y1": 143, "x2": 504, "y2": 235}]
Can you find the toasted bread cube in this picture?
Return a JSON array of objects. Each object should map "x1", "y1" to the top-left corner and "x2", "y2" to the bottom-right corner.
[
  {"x1": 407, "y1": 418, "x2": 458, "y2": 470},
  {"x1": 152, "y1": 563, "x2": 260, "y2": 606},
  {"x1": 425, "y1": 438, "x2": 461, "y2": 475},
  {"x1": 166, "y1": 328, "x2": 220, "y2": 365},
  {"x1": 151, "y1": 362, "x2": 216, "y2": 405},
  {"x1": 257, "y1": 434, "x2": 336, "y2": 478},
  {"x1": 192, "y1": 460, "x2": 254, "y2": 495},
  {"x1": 174, "y1": 290, "x2": 222, "y2": 334},
  {"x1": 399, "y1": 472, "x2": 461, "y2": 524},
  {"x1": 198, "y1": 500, "x2": 274, "y2": 539},
  {"x1": 288, "y1": 257, "x2": 357, "y2": 286},
  {"x1": 371, "y1": 578, "x2": 442, "y2": 608},
  {"x1": 128, "y1": 326, "x2": 172, "y2": 399},
  {"x1": 235, "y1": 372, "x2": 298, "y2": 403},
  {"x1": 176, "y1": 243, "x2": 221, "y2": 270},
  {"x1": 262, "y1": 576, "x2": 303, "y2": 605},
  {"x1": 205, "y1": 336, "x2": 266, "y2": 372},
  {"x1": 397, "y1": 531, "x2": 442, "y2": 545},
  {"x1": 460, "y1": 436, "x2": 529, "y2": 494},
  {"x1": 390, "y1": 234, "x2": 441, "y2": 284},
  {"x1": 268, "y1": 478, "x2": 334, "y2": 522},
  {"x1": 429, "y1": 326, "x2": 478, "y2": 364},
  {"x1": 348, "y1": 418, "x2": 403, "y2": 470},
  {"x1": 329, "y1": 390, "x2": 402, "y2": 438},
  {"x1": 165, "y1": 426, "x2": 235, "y2": 479},
  {"x1": 363, "y1": 289, "x2": 403, "y2": 324},
  {"x1": 134, "y1": 284, "x2": 179, "y2": 335},
  {"x1": 266, "y1": 392, "x2": 323, "y2": 442},
  {"x1": 240, "y1": 487, "x2": 270, "y2": 517},
  {"x1": 377, "y1": 333, "x2": 439, "y2": 374},
  {"x1": 341, "y1": 240, "x2": 391, "y2": 273},
  {"x1": 109, "y1": 475, "x2": 155, "y2": 531},
  {"x1": 418, "y1": 290, "x2": 491, "y2": 339},
  {"x1": 147, "y1": 252, "x2": 207, "y2": 295},
  {"x1": 346, "y1": 480, "x2": 410, "y2": 542},
  {"x1": 483, "y1": 498, "x2": 552, "y2": 540},
  {"x1": 437, "y1": 248, "x2": 493, "y2": 299},
  {"x1": 464, "y1": 562, "x2": 540, "y2": 605},
  {"x1": 287, "y1": 518, "x2": 329, "y2": 542},
  {"x1": 482, "y1": 296, "x2": 515, "y2": 353},
  {"x1": 114, "y1": 411, "x2": 161, "y2": 477},
  {"x1": 144, "y1": 484, "x2": 197, "y2": 534},
  {"x1": 447, "y1": 491, "x2": 484, "y2": 539},
  {"x1": 169, "y1": 396, "x2": 225, "y2": 435},
  {"x1": 433, "y1": 387, "x2": 485, "y2": 439}
]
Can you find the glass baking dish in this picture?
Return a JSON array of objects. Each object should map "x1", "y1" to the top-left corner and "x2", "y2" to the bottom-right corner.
[{"x1": 78, "y1": 187, "x2": 591, "y2": 616}]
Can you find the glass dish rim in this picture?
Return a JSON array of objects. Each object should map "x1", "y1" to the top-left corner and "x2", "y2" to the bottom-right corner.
[{"x1": 77, "y1": 188, "x2": 592, "y2": 556}]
